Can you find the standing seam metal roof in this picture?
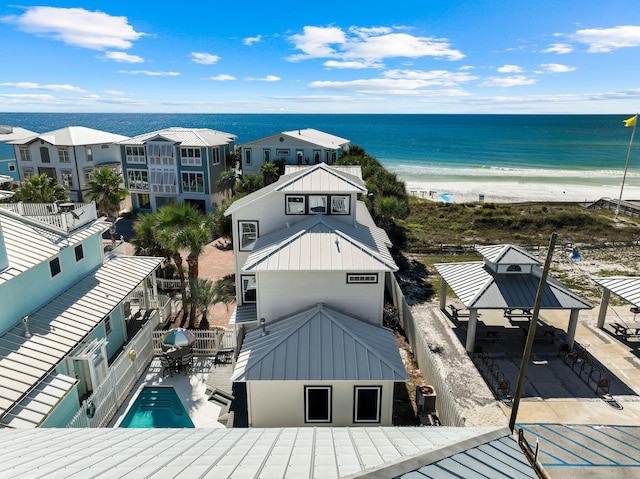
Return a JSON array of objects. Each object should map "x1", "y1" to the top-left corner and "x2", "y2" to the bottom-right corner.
[
  {"x1": 117, "y1": 127, "x2": 236, "y2": 146},
  {"x1": 593, "y1": 276, "x2": 640, "y2": 307},
  {"x1": 8, "y1": 126, "x2": 129, "y2": 146}
]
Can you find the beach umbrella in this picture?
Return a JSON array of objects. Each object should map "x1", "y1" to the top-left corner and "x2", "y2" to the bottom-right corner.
[{"x1": 160, "y1": 328, "x2": 196, "y2": 348}]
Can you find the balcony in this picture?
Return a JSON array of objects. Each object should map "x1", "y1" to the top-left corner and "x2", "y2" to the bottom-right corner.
[{"x1": 0, "y1": 201, "x2": 97, "y2": 232}]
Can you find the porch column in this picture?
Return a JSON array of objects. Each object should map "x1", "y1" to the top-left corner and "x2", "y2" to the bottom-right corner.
[
  {"x1": 566, "y1": 309, "x2": 580, "y2": 349},
  {"x1": 142, "y1": 278, "x2": 150, "y2": 309},
  {"x1": 465, "y1": 309, "x2": 479, "y2": 353},
  {"x1": 439, "y1": 280, "x2": 447, "y2": 310},
  {"x1": 596, "y1": 288, "x2": 611, "y2": 329}
]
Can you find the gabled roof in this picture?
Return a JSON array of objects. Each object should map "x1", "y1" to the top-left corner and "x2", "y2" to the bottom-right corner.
[
  {"x1": 477, "y1": 244, "x2": 542, "y2": 266},
  {"x1": 224, "y1": 163, "x2": 366, "y2": 216},
  {"x1": 232, "y1": 303, "x2": 408, "y2": 382},
  {"x1": 434, "y1": 260, "x2": 592, "y2": 310},
  {"x1": 0, "y1": 126, "x2": 38, "y2": 142},
  {"x1": 284, "y1": 164, "x2": 363, "y2": 180},
  {"x1": 8, "y1": 126, "x2": 128, "y2": 146},
  {"x1": 0, "y1": 255, "x2": 163, "y2": 428},
  {"x1": 242, "y1": 214, "x2": 396, "y2": 272},
  {"x1": 0, "y1": 426, "x2": 535, "y2": 478},
  {"x1": 118, "y1": 127, "x2": 236, "y2": 146},
  {"x1": 243, "y1": 128, "x2": 349, "y2": 150},
  {"x1": 593, "y1": 276, "x2": 640, "y2": 307}
]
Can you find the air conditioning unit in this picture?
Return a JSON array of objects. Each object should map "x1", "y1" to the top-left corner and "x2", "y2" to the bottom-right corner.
[{"x1": 416, "y1": 385, "x2": 436, "y2": 414}]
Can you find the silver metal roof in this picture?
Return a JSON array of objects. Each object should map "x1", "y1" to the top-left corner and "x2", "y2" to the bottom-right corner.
[
  {"x1": 435, "y1": 261, "x2": 592, "y2": 310},
  {"x1": 242, "y1": 215, "x2": 397, "y2": 273},
  {"x1": 242, "y1": 128, "x2": 349, "y2": 150},
  {"x1": 225, "y1": 163, "x2": 366, "y2": 216},
  {"x1": 0, "y1": 126, "x2": 38, "y2": 142},
  {"x1": 284, "y1": 164, "x2": 363, "y2": 180},
  {"x1": 228, "y1": 304, "x2": 258, "y2": 325},
  {"x1": 0, "y1": 209, "x2": 109, "y2": 285},
  {"x1": 9, "y1": 126, "x2": 128, "y2": 146},
  {"x1": 0, "y1": 255, "x2": 162, "y2": 428},
  {"x1": 593, "y1": 276, "x2": 640, "y2": 307},
  {"x1": 118, "y1": 127, "x2": 236, "y2": 146},
  {"x1": 232, "y1": 303, "x2": 408, "y2": 382},
  {"x1": 0, "y1": 426, "x2": 532, "y2": 479},
  {"x1": 477, "y1": 244, "x2": 542, "y2": 266}
]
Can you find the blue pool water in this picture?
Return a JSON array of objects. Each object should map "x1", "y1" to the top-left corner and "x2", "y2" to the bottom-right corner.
[{"x1": 119, "y1": 386, "x2": 195, "y2": 428}]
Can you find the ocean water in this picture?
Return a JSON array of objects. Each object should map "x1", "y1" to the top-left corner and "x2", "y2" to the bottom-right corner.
[{"x1": 0, "y1": 113, "x2": 637, "y2": 188}]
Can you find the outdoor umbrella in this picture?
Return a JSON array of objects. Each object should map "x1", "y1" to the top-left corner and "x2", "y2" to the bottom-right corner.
[{"x1": 160, "y1": 328, "x2": 196, "y2": 348}]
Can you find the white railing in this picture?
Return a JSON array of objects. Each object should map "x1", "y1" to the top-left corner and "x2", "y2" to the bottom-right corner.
[
  {"x1": 156, "y1": 278, "x2": 182, "y2": 290},
  {"x1": 152, "y1": 329, "x2": 236, "y2": 356},
  {"x1": 0, "y1": 202, "x2": 97, "y2": 231}
]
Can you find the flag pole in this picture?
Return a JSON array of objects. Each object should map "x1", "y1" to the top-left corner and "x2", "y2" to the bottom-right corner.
[{"x1": 616, "y1": 114, "x2": 638, "y2": 220}]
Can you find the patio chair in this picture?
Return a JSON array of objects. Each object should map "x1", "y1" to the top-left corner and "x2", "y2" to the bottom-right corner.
[
  {"x1": 179, "y1": 352, "x2": 194, "y2": 374},
  {"x1": 159, "y1": 354, "x2": 174, "y2": 377}
]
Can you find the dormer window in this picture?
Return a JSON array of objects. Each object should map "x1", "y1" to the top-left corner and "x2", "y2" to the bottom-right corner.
[
  {"x1": 331, "y1": 196, "x2": 350, "y2": 214},
  {"x1": 506, "y1": 265, "x2": 522, "y2": 272},
  {"x1": 286, "y1": 196, "x2": 305, "y2": 215},
  {"x1": 309, "y1": 195, "x2": 327, "y2": 213}
]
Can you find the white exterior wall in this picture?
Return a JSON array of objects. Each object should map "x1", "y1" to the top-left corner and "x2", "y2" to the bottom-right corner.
[
  {"x1": 257, "y1": 271, "x2": 384, "y2": 324},
  {"x1": 247, "y1": 380, "x2": 394, "y2": 427}
]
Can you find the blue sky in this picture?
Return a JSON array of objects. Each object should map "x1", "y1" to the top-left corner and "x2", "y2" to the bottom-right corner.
[{"x1": 1, "y1": 1, "x2": 640, "y2": 114}]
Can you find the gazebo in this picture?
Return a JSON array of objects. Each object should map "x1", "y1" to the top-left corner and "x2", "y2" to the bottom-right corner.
[
  {"x1": 593, "y1": 276, "x2": 640, "y2": 335},
  {"x1": 435, "y1": 244, "x2": 593, "y2": 353}
]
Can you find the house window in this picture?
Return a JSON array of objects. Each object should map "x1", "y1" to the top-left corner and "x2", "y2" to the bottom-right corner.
[
  {"x1": 49, "y1": 257, "x2": 62, "y2": 278},
  {"x1": 83, "y1": 168, "x2": 94, "y2": 185},
  {"x1": 148, "y1": 144, "x2": 175, "y2": 166},
  {"x1": 180, "y1": 147, "x2": 202, "y2": 166},
  {"x1": 61, "y1": 169, "x2": 74, "y2": 188},
  {"x1": 263, "y1": 149, "x2": 270, "y2": 163},
  {"x1": 346, "y1": 273, "x2": 378, "y2": 284},
  {"x1": 125, "y1": 146, "x2": 146, "y2": 164},
  {"x1": 507, "y1": 265, "x2": 522, "y2": 272},
  {"x1": 239, "y1": 221, "x2": 258, "y2": 251},
  {"x1": 19, "y1": 146, "x2": 31, "y2": 162},
  {"x1": 181, "y1": 172, "x2": 205, "y2": 193},
  {"x1": 74, "y1": 244, "x2": 84, "y2": 262},
  {"x1": 105, "y1": 315, "x2": 112, "y2": 335},
  {"x1": 58, "y1": 147, "x2": 70, "y2": 163},
  {"x1": 296, "y1": 150, "x2": 304, "y2": 165},
  {"x1": 313, "y1": 150, "x2": 321, "y2": 164},
  {"x1": 308, "y1": 195, "x2": 327, "y2": 214},
  {"x1": 86, "y1": 146, "x2": 93, "y2": 161},
  {"x1": 40, "y1": 147, "x2": 50, "y2": 163},
  {"x1": 354, "y1": 386, "x2": 381, "y2": 423},
  {"x1": 211, "y1": 147, "x2": 220, "y2": 165},
  {"x1": 8, "y1": 162, "x2": 15, "y2": 172},
  {"x1": 286, "y1": 195, "x2": 305, "y2": 215},
  {"x1": 276, "y1": 149, "x2": 289, "y2": 156},
  {"x1": 23, "y1": 167, "x2": 34, "y2": 178},
  {"x1": 305, "y1": 386, "x2": 332, "y2": 423},
  {"x1": 331, "y1": 195, "x2": 350, "y2": 215},
  {"x1": 244, "y1": 149, "x2": 252, "y2": 165},
  {"x1": 149, "y1": 168, "x2": 177, "y2": 193},
  {"x1": 241, "y1": 275, "x2": 256, "y2": 303},
  {"x1": 127, "y1": 169, "x2": 149, "y2": 190}
]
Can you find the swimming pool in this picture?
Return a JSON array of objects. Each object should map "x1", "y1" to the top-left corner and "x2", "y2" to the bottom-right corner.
[{"x1": 119, "y1": 386, "x2": 195, "y2": 428}]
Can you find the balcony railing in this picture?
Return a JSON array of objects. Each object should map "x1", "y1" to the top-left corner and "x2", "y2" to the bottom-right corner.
[{"x1": 0, "y1": 201, "x2": 97, "y2": 232}]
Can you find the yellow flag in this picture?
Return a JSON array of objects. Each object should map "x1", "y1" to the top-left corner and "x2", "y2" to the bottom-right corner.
[{"x1": 624, "y1": 114, "x2": 637, "y2": 127}]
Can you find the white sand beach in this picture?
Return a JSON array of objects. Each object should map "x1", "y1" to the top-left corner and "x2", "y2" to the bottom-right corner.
[{"x1": 404, "y1": 179, "x2": 640, "y2": 204}]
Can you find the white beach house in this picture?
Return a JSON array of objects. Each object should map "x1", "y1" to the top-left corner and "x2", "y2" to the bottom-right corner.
[
  {"x1": 0, "y1": 202, "x2": 166, "y2": 428},
  {"x1": 118, "y1": 127, "x2": 236, "y2": 213},
  {"x1": 224, "y1": 163, "x2": 408, "y2": 427},
  {"x1": 239, "y1": 128, "x2": 350, "y2": 177}
]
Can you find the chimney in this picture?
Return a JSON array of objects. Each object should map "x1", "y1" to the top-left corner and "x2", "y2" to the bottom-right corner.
[{"x1": 0, "y1": 223, "x2": 8, "y2": 272}]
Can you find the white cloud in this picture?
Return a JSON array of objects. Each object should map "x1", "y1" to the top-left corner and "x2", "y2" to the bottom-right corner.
[
  {"x1": 104, "y1": 90, "x2": 125, "y2": 95},
  {"x1": 497, "y1": 65, "x2": 523, "y2": 73},
  {"x1": 119, "y1": 70, "x2": 180, "y2": 76},
  {"x1": 383, "y1": 69, "x2": 478, "y2": 85},
  {"x1": 543, "y1": 43, "x2": 573, "y2": 54},
  {"x1": 479, "y1": 75, "x2": 537, "y2": 87},
  {"x1": 0, "y1": 81, "x2": 85, "y2": 92},
  {"x1": 208, "y1": 74, "x2": 236, "y2": 81},
  {"x1": 0, "y1": 93, "x2": 57, "y2": 102},
  {"x1": 244, "y1": 35, "x2": 262, "y2": 46},
  {"x1": 3, "y1": 6, "x2": 144, "y2": 50},
  {"x1": 288, "y1": 25, "x2": 465, "y2": 64},
  {"x1": 323, "y1": 60, "x2": 383, "y2": 69},
  {"x1": 247, "y1": 75, "x2": 280, "y2": 82},
  {"x1": 191, "y1": 52, "x2": 220, "y2": 65},
  {"x1": 572, "y1": 25, "x2": 640, "y2": 53},
  {"x1": 540, "y1": 63, "x2": 577, "y2": 73},
  {"x1": 103, "y1": 51, "x2": 144, "y2": 63},
  {"x1": 309, "y1": 78, "x2": 470, "y2": 96},
  {"x1": 271, "y1": 94, "x2": 360, "y2": 102}
]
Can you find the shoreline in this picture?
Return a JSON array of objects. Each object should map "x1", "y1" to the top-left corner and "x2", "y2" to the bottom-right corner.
[{"x1": 403, "y1": 179, "x2": 640, "y2": 204}]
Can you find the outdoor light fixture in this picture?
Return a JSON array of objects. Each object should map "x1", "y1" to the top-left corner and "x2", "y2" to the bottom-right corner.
[
  {"x1": 569, "y1": 248, "x2": 582, "y2": 261},
  {"x1": 22, "y1": 316, "x2": 31, "y2": 338}
]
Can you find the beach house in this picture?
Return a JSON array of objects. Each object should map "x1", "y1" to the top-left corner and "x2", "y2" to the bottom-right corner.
[
  {"x1": 7, "y1": 126, "x2": 129, "y2": 202},
  {"x1": 0, "y1": 126, "x2": 38, "y2": 181},
  {"x1": 118, "y1": 127, "x2": 236, "y2": 213},
  {"x1": 239, "y1": 128, "x2": 350, "y2": 177},
  {"x1": 224, "y1": 163, "x2": 408, "y2": 427},
  {"x1": 0, "y1": 201, "x2": 166, "y2": 428}
]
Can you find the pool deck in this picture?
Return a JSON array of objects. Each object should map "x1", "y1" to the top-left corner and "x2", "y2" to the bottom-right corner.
[{"x1": 109, "y1": 356, "x2": 235, "y2": 429}]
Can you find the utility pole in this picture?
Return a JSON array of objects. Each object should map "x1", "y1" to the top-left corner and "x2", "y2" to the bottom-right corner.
[{"x1": 509, "y1": 233, "x2": 557, "y2": 432}]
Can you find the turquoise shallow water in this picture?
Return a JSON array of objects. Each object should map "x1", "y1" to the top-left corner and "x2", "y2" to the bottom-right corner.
[
  {"x1": 119, "y1": 386, "x2": 194, "y2": 428},
  {"x1": 0, "y1": 113, "x2": 637, "y2": 187}
]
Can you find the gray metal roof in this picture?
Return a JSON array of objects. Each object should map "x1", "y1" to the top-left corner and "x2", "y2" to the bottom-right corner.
[
  {"x1": 224, "y1": 163, "x2": 366, "y2": 216},
  {"x1": 232, "y1": 303, "x2": 408, "y2": 382},
  {"x1": 434, "y1": 261, "x2": 592, "y2": 310},
  {"x1": 593, "y1": 276, "x2": 640, "y2": 307},
  {"x1": 0, "y1": 126, "x2": 38, "y2": 142},
  {"x1": 242, "y1": 128, "x2": 349, "y2": 150},
  {"x1": 0, "y1": 209, "x2": 109, "y2": 285},
  {"x1": 118, "y1": 127, "x2": 236, "y2": 146},
  {"x1": 9, "y1": 126, "x2": 128, "y2": 146},
  {"x1": 477, "y1": 244, "x2": 542, "y2": 266},
  {"x1": 242, "y1": 215, "x2": 397, "y2": 273},
  {"x1": 285, "y1": 164, "x2": 363, "y2": 180},
  {"x1": 229, "y1": 304, "x2": 258, "y2": 325},
  {"x1": 0, "y1": 255, "x2": 162, "y2": 428},
  {"x1": 0, "y1": 426, "x2": 533, "y2": 479}
]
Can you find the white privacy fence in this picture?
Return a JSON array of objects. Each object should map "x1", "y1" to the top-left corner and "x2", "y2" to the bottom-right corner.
[{"x1": 152, "y1": 329, "x2": 236, "y2": 355}]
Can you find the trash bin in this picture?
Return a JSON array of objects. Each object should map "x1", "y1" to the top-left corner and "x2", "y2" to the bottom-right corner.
[{"x1": 416, "y1": 385, "x2": 436, "y2": 414}]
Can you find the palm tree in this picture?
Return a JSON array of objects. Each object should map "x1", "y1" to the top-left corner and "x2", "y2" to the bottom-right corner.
[
  {"x1": 86, "y1": 167, "x2": 129, "y2": 244},
  {"x1": 12, "y1": 174, "x2": 68, "y2": 203},
  {"x1": 259, "y1": 162, "x2": 279, "y2": 186},
  {"x1": 216, "y1": 169, "x2": 236, "y2": 199},
  {"x1": 130, "y1": 212, "x2": 170, "y2": 259},
  {"x1": 234, "y1": 174, "x2": 263, "y2": 195},
  {"x1": 189, "y1": 277, "x2": 235, "y2": 329}
]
